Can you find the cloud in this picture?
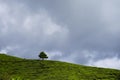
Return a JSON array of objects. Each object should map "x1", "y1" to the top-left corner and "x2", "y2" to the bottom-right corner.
[
  {"x1": 46, "y1": 51, "x2": 63, "y2": 60},
  {"x1": 0, "y1": 46, "x2": 19, "y2": 54},
  {"x1": 0, "y1": 0, "x2": 120, "y2": 69},
  {"x1": 88, "y1": 56, "x2": 120, "y2": 69},
  {"x1": 0, "y1": 1, "x2": 69, "y2": 58}
]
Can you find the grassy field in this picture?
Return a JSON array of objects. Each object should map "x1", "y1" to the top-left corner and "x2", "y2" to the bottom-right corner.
[{"x1": 0, "y1": 54, "x2": 120, "y2": 80}]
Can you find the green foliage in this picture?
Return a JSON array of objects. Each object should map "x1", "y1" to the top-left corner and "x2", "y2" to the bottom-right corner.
[
  {"x1": 0, "y1": 54, "x2": 120, "y2": 80},
  {"x1": 39, "y1": 52, "x2": 48, "y2": 60},
  {"x1": 0, "y1": 54, "x2": 22, "y2": 61},
  {"x1": 0, "y1": 72, "x2": 12, "y2": 80},
  {"x1": 11, "y1": 76, "x2": 28, "y2": 80}
]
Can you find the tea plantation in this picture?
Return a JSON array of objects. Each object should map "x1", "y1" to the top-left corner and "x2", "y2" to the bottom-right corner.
[{"x1": 0, "y1": 54, "x2": 120, "y2": 80}]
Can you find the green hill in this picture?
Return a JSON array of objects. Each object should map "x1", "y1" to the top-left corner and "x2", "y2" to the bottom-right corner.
[
  {"x1": 0, "y1": 53, "x2": 22, "y2": 61},
  {"x1": 0, "y1": 54, "x2": 120, "y2": 80}
]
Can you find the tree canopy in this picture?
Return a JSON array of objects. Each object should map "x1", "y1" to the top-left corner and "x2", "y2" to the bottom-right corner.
[{"x1": 39, "y1": 51, "x2": 48, "y2": 60}]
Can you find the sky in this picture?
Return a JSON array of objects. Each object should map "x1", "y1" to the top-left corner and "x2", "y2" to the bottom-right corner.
[{"x1": 0, "y1": 0, "x2": 120, "y2": 69}]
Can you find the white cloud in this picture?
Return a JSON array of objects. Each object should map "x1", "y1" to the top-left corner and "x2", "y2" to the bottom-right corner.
[
  {"x1": 23, "y1": 10, "x2": 69, "y2": 39},
  {"x1": 0, "y1": 46, "x2": 19, "y2": 54},
  {"x1": 46, "y1": 51, "x2": 63, "y2": 60},
  {"x1": 0, "y1": 50, "x2": 7, "y2": 54},
  {"x1": 88, "y1": 57, "x2": 120, "y2": 69},
  {"x1": 0, "y1": 1, "x2": 69, "y2": 58},
  {"x1": 59, "y1": 53, "x2": 77, "y2": 63},
  {"x1": 0, "y1": 1, "x2": 69, "y2": 41},
  {"x1": 0, "y1": 0, "x2": 120, "y2": 70}
]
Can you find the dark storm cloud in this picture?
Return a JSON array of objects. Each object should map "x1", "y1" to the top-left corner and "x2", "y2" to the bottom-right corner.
[{"x1": 0, "y1": 0, "x2": 120, "y2": 69}]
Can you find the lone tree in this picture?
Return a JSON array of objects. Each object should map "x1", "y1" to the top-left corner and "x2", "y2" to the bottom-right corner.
[{"x1": 39, "y1": 51, "x2": 48, "y2": 60}]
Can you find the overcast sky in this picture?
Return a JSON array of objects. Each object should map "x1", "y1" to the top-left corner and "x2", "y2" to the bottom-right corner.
[{"x1": 0, "y1": 0, "x2": 120, "y2": 69}]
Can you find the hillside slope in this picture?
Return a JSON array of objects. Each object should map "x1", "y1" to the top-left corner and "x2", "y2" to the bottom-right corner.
[
  {"x1": 0, "y1": 54, "x2": 120, "y2": 80},
  {"x1": 0, "y1": 54, "x2": 22, "y2": 61}
]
